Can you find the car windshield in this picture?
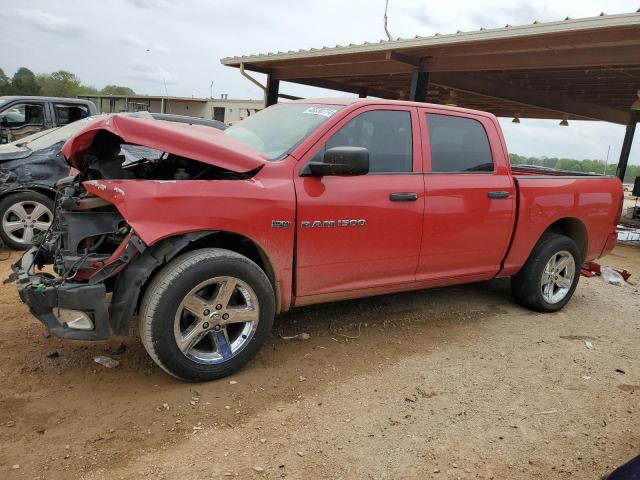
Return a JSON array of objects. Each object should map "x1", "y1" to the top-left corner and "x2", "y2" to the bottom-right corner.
[
  {"x1": 13, "y1": 116, "x2": 101, "y2": 151},
  {"x1": 224, "y1": 103, "x2": 343, "y2": 160}
]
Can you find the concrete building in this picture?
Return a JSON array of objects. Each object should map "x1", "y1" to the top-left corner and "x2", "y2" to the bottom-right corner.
[{"x1": 79, "y1": 95, "x2": 263, "y2": 124}]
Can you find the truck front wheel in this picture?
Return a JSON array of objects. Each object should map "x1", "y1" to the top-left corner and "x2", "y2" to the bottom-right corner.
[
  {"x1": 511, "y1": 233, "x2": 581, "y2": 312},
  {"x1": 139, "y1": 248, "x2": 275, "y2": 381}
]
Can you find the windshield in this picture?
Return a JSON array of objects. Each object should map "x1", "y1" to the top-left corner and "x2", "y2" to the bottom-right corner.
[
  {"x1": 12, "y1": 116, "x2": 102, "y2": 151},
  {"x1": 224, "y1": 103, "x2": 342, "y2": 160}
]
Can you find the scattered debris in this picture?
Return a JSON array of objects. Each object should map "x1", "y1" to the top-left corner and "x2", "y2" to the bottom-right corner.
[
  {"x1": 229, "y1": 380, "x2": 237, "y2": 385},
  {"x1": 162, "y1": 403, "x2": 170, "y2": 410},
  {"x1": 581, "y1": 261, "x2": 631, "y2": 283},
  {"x1": 601, "y1": 266, "x2": 626, "y2": 286},
  {"x1": 615, "y1": 368, "x2": 626, "y2": 374},
  {"x1": 93, "y1": 355, "x2": 119, "y2": 368},
  {"x1": 278, "y1": 332, "x2": 311, "y2": 341},
  {"x1": 46, "y1": 350, "x2": 60, "y2": 358},
  {"x1": 584, "y1": 341, "x2": 594, "y2": 349},
  {"x1": 582, "y1": 375, "x2": 592, "y2": 380},
  {"x1": 12, "y1": 464, "x2": 19, "y2": 470},
  {"x1": 533, "y1": 410, "x2": 558, "y2": 415},
  {"x1": 5, "y1": 420, "x2": 16, "y2": 427},
  {"x1": 296, "y1": 451, "x2": 304, "y2": 457},
  {"x1": 253, "y1": 466, "x2": 264, "y2": 473}
]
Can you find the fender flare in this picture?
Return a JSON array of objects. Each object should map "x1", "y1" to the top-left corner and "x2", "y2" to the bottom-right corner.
[{"x1": 109, "y1": 231, "x2": 212, "y2": 335}]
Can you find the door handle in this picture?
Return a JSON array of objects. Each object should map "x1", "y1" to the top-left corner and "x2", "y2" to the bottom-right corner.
[
  {"x1": 487, "y1": 191, "x2": 510, "y2": 199},
  {"x1": 390, "y1": 192, "x2": 418, "y2": 202}
]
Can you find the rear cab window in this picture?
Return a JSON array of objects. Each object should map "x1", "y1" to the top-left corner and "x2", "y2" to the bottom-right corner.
[
  {"x1": 425, "y1": 113, "x2": 494, "y2": 173},
  {"x1": 54, "y1": 104, "x2": 90, "y2": 126}
]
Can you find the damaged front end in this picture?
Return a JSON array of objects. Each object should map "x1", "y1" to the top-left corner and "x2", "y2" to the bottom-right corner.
[
  {"x1": 8, "y1": 175, "x2": 144, "y2": 340},
  {"x1": 7, "y1": 114, "x2": 267, "y2": 340}
]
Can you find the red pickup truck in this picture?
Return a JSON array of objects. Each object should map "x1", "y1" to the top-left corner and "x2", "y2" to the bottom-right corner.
[{"x1": 10, "y1": 99, "x2": 622, "y2": 381}]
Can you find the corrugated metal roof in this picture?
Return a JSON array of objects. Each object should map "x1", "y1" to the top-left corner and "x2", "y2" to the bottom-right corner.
[{"x1": 221, "y1": 11, "x2": 640, "y2": 65}]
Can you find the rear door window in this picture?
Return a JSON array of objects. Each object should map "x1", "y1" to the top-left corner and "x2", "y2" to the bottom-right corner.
[
  {"x1": 54, "y1": 104, "x2": 90, "y2": 125},
  {"x1": 426, "y1": 113, "x2": 493, "y2": 173}
]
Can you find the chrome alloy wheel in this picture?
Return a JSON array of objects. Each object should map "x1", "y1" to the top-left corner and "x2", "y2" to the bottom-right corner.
[
  {"x1": 540, "y1": 250, "x2": 575, "y2": 304},
  {"x1": 1, "y1": 200, "x2": 52, "y2": 245},
  {"x1": 173, "y1": 276, "x2": 260, "y2": 364}
]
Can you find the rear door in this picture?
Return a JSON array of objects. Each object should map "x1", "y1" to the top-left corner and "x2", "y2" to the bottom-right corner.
[
  {"x1": 416, "y1": 109, "x2": 515, "y2": 281},
  {"x1": 294, "y1": 105, "x2": 425, "y2": 298}
]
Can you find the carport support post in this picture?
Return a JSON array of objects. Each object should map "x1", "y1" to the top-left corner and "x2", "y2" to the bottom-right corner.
[
  {"x1": 616, "y1": 110, "x2": 639, "y2": 182},
  {"x1": 409, "y1": 61, "x2": 429, "y2": 102},
  {"x1": 265, "y1": 75, "x2": 280, "y2": 107}
]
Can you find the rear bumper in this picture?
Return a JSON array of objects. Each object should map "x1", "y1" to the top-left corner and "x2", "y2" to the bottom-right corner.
[{"x1": 13, "y1": 248, "x2": 111, "y2": 340}]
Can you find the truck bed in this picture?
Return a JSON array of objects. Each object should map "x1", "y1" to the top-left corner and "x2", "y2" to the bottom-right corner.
[{"x1": 499, "y1": 172, "x2": 622, "y2": 276}]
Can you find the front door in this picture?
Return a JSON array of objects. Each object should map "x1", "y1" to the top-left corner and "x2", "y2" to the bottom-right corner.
[
  {"x1": 0, "y1": 102, "x2": 46, "y2": 142},
  {"x1": 417, "y1": 109, "x2": 515, "y2": 281},
  {"x1": 294, "y1": 106, "x2": 425, "y2": 299}
]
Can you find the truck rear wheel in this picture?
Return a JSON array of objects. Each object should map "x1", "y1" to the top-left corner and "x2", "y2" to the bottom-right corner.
[
  {"x1": 139, "y1": 248, "x2": 275, "y2": 381},
  {"x1": 511, "y1": 233, "x2": 581, "y2": 312}
]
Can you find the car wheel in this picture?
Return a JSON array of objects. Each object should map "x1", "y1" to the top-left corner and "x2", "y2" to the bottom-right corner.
[
  {"x1": 0, "y1": 192, "x2": 54, "y2": 250},
  {"x1": 511, "y1": 233, "x2": 581, "y2": 312},
  {"x1": 139, "y1": 248, "x2": 275, "y2": 381}
]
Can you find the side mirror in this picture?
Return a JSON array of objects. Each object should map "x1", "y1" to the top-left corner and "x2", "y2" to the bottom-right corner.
[{"x1": 306, "y1": 146, "x2": 369, "y2": 177}]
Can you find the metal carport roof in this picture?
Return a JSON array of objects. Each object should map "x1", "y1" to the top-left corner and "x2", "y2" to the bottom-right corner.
[
  {"x1": 222, "y1": 11, "x2": 640, "y2": 125},
  {"x1": 221, "y1": 11, "x2": 640, "y2": 179}
]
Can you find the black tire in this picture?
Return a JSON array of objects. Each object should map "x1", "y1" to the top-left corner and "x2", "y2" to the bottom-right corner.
[
  {"x1": 511, "y1": 233, "x2": 581, "y2": 312},
  {"x1": 139, "y1": 248, "x2": 275, "y2": 381},
  {"x1": 0, "y1": 191, "x2": 54, "y2": 250}
]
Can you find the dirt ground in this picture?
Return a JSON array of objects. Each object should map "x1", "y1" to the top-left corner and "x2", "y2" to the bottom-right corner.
[{"x1": 0, "y1": 245, "x2": 638, "y2": 480}]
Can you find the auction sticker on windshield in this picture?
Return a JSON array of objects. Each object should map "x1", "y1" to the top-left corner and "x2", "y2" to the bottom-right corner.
[{"x1": 302, "y1": 106, "x2": 339, "y2": 117}]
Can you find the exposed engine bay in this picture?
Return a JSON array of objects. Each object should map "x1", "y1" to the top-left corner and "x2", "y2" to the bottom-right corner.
[
  {"x1": 20, "y1": 129, "x2": 261, "y2": 286},
  {"x1": 79, "y1": 131, "x2": 259, "y2": 182}
]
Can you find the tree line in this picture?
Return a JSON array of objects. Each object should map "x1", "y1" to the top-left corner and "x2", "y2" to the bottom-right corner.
[
  {"x1": 509, "y1": 153, "x2": 640, "y2": 183},
  {"x1": 0, "y1": 67, "x2": 135, "y2": 98}
]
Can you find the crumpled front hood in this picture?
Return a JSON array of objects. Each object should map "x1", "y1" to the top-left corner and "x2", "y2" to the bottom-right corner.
[{"x1": 61, "y1": 114, "x2": 267, "y2": 173}]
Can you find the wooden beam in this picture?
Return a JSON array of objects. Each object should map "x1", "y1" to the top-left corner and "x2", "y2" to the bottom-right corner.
[
  {"x1": 271, "y1": 60, "x2": 413, "y2": 80},
  {"x1": 430, "y1": 72, "x2": 631, "y2": 124},
  {"x1": 288, "y1": 77, "x2": 401, "y2": 99},
  {"x1": 424, "y1": 45, "x2": 640, "y2": 72},
  {"x1": 385, "y1": 51, "x2": 419, "y2": 66}
]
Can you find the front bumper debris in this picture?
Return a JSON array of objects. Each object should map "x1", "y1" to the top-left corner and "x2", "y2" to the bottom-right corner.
[{"x1": 12, "y1": 248, "x2": 111, "y2": 340}]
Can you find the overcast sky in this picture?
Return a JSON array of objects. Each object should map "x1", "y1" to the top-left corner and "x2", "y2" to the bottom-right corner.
[{"x1": 1, "y1": 0, "x2": 638, "y2": 164}]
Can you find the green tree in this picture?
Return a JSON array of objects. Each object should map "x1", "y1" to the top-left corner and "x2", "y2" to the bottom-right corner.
[
  {"x1": 37, "y1": 70, "x2": 84, "y2": 97},
  {"x1": 0, "y1": 68, "x2": 10, "y2": 95},
  {"x1": 11, "y1": 67, "x2": 40, "y2": 95},
  {"x1": 101, "y1": 85, "x2": 136, "y2": 96}
]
